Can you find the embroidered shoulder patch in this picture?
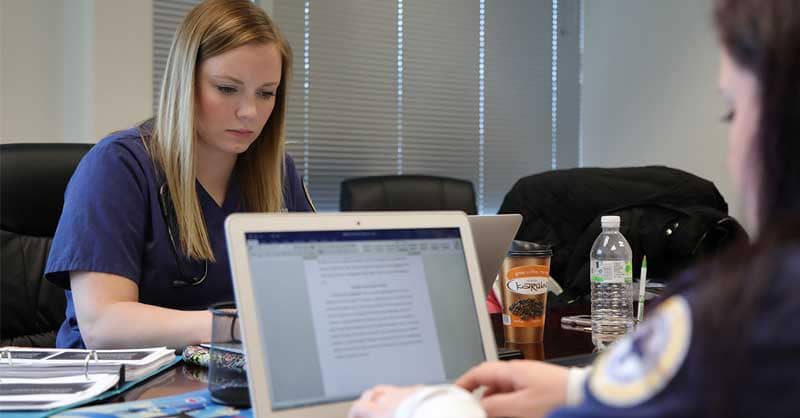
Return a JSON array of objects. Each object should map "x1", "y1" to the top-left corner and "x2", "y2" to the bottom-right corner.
[{"x1": 588, "y1": 295, "x2": 692, "y2": 407}]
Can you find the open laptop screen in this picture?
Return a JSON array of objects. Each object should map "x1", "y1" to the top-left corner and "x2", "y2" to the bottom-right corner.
[{"x1": 244, "y1": 227, "x2": 485, "y2": 410}]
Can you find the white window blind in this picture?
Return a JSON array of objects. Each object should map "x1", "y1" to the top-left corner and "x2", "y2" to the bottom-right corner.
[
  {"x1": 275, "y1": 1, "x2": 398, "y2": 211},
  {"x1": 272, "y1": 1, "x2": 307, "y2": 176},
  {"x1": 483, "y1": 0, "x2": 554, "y2": 214},
  {"x1": 402, "y1": 0, "x2": 481, "y2": 202},
  {"x1": 153, "y1": 0, "x2": 203, "y2": 112},
  {"x1": 556, "y1": 0, "x2": 581, "y2": 170},
  {"x1": 156, "y1": 0, "x2": 582, "y2": 213}
]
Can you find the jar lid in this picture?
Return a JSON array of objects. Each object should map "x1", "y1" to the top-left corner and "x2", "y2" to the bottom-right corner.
[{"x1": 506, "y1": 240, "x2": 553, "y2": 257}]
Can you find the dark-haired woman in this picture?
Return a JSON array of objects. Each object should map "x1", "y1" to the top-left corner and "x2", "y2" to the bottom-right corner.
[{"x1": 349, "y1": 0, "x2": 800, "y2": 417}]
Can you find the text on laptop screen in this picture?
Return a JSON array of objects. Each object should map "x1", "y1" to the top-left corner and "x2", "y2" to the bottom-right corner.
[{"x1": 244, "y1": 228, "x2": 485, "y2": 410}]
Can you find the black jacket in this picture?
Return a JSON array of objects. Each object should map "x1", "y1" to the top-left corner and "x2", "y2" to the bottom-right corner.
[{"x1": 498, "y1": 166, "x2": 746, "y2": 305}]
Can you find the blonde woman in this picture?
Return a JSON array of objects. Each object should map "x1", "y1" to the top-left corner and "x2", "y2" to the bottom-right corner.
[{"x1": 45, "y1": 0, "x2": 311, "y2": 349}]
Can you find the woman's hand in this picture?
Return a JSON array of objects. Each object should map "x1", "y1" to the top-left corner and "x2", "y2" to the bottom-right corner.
[
  {"x1": 348, "y1": 385, "x2": 422, "y2": 418},
  {"x1": 456, "y1": 360, "x2": 569, "y2": 418}
]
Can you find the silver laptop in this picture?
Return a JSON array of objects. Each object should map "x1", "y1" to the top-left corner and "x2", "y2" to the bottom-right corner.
[
  {"x1": 225, "y1": 211, "x2": 498, "y2": 418},
  {"x1": 468, "y1": 214, "x2": 523, "y2": 293}
]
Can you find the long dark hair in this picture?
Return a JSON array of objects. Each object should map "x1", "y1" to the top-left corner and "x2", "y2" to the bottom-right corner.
[
  {"x1": 714, "y1": 0, "x2": 800, "y2": 230},
  {"x1": 675, "y1": 1, "x2": 800, "y2": 416}
]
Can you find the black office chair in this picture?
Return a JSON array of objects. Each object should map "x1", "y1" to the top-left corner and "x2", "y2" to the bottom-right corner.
[
  {"x1": 340, "y1": 174, "x2": 478, "y2": 214},
  {"x1": 0, "y1": 143, "x2": 94, "y2": 347}
]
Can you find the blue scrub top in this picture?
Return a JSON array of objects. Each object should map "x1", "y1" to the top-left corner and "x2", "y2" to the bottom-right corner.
[{"x1": 45, "y1": 125, "x2": 312, "y2": 348}]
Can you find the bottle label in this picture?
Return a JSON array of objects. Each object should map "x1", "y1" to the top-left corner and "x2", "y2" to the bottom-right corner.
[{"x1": 591, "y1": 260, "x2": 632, "y2": 284}]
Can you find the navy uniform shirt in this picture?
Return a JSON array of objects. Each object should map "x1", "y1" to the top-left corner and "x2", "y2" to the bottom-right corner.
[
  {"x1": 549, "y1": 246, "x2": 800, "y2": 418},
  {"x1": 45, "y1": 126, "x2": 312, "y2": 348}
]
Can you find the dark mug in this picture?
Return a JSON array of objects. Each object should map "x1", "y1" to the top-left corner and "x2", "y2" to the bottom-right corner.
[{"x1": 208, "y1": 302, "x2": 249, "y2": 408}]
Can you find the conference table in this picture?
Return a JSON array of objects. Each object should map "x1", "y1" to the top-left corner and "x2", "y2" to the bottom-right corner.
[
  {"x1": 493, "y1": 304, "x2": 595, "y2": 362},
  {"x1": 117, "y1": 303, "x2": 596, "y2": 403}
]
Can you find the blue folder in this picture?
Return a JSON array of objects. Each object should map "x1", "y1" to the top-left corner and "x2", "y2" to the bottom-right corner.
[{"x1": 51, "y1": 388, "x2": 252, "y2": 418}]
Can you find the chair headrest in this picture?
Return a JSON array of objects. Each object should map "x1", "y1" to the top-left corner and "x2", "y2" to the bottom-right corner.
[
  {"x1": 340, "y1": 174, "x2": 477, "y2": 214},
  {"x1": 1, "y1": 143, "x2": 94, "y2": 237}
]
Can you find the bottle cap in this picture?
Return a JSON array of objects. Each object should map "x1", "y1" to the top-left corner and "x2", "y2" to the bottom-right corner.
[
  {"x1": 601, "y1": 215, "x2": 621, "y2": 228},
  {"x1": 506, "y1": 240, "x2": 553, "y2": 257}
]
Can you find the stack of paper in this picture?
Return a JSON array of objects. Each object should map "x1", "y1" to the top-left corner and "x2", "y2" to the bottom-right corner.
[
  {"x1": 0, "y1": 347, "x2": 175, "y2": 382},
  {"x1": 0, "y1": 347, "x2": 176, "y2": 411},
  {"x1": 0, "y1": 374, "x2": 119, "y2": 411}
]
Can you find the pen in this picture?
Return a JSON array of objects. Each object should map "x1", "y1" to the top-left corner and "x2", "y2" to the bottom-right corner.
[{"x1": 637, "y1": 256, "x2": 647, "y2": 323}]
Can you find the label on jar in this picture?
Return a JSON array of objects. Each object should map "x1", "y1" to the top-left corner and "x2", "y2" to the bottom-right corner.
[
  {"x1": 503, "y1": 264, "x2": 549, "y2": 327},
  {"x1": 591, "y1": 260, "x2": 633, "y2": 284},
  {"x1": 505, "y1": 265, "x2": 549, "y2": 295}
]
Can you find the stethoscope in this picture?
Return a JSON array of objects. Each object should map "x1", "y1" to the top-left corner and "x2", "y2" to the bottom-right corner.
[
  {"x1": 158, "y1": 183, "x2": 209, "y2": 288},
  {"x1": 158, "y1": 178, "x2": 316, "y2": 288}
]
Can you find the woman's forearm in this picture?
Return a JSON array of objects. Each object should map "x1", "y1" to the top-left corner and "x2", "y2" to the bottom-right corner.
[{"x1": 82, "y1": 301, "x2": 212, "y2": 349}]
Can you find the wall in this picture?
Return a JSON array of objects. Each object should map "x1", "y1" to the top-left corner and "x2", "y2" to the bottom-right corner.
[
  {"x1": 580, "y1": 0, "x2": 740, "y2": 222},
  {"x1": 1, "y1": 1, "x2": 66, "y2": 142},
  {"x1": 91, "y1": 1, "x2": 152, "y2": 139},
  {"x1": 62, "y1": 0, "x2": 92, "y2": 141},
  {"x1": 260, "y1": 0, "x2": 273, "y2": 15},
  {"x1": 0, "y1": 0, "x2": 151, "y2": 143}
]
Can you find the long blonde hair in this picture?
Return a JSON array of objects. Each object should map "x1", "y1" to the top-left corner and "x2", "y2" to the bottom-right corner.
[{"x1": 150, "y1": 0, "x2": 292, "y2": 261}]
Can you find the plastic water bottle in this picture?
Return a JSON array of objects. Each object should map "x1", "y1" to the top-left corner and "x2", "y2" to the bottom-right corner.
[{"x1": 590, "y1": 215, "x2": 634, "y2": 349}]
